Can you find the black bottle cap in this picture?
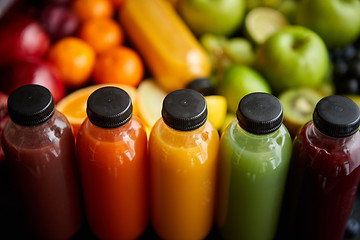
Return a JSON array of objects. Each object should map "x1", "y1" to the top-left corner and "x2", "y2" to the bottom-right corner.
[
  {"x1": 86, "y1": 86, "x2": 133, "y2": 129},
  {"x1": 236, "y1": 92, "x2": 283, "y2": 135},
  {"x1": 7, "y1": 84, "x2": 55, "y2": 126},
  {"x1": 162, "y1": 89, "x2": 207, "y2": 131},
  {"x1": 313, "y1": 95, "x2": 360, "y2": 138},
  {"x1": 185, "y1": 78, "x2": 216, "y2": 96}
]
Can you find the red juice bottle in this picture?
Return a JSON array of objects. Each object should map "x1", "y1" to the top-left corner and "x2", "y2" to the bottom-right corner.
[
  {"x1": 282, "y1": 95, "x2": 360, "y2": 240},
  {"x1": 2, "y1": 84, "x2": 82, "y2": 240}
]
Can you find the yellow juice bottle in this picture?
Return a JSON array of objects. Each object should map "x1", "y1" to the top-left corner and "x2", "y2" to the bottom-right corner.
[{"x1": 149, "y1": 89, "x2": 219, "y2": 240}]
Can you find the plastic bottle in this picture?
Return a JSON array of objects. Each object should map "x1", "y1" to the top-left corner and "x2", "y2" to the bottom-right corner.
[
  {"x1": 282, "y1": 95, "x2": 360, "y2": 240},
  {"x1": 149, "y1": 89, "x2": 219, "y2": 240},
  {"x1": 2, "y1": 84, "x2": 82, "y2": 240},
  {"x1": 76, "y1": 86, "x2": 148, "y2": 240},
  {"x1": 119, "y1": 0, "x2": 211, "y2": 93},
  {"x1": 216, "y1": 92, "x2": 292, "y2": 240}
]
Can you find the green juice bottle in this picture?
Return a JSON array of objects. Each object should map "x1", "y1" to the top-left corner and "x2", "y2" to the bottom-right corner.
[{"x1": 216, "y1": 92, "x2": 292, "y2": 240}]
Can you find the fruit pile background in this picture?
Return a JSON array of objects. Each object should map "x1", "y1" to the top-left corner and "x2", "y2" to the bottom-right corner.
[{"x1": 0, "y1": 0, "x2": 360, "y2": 239}]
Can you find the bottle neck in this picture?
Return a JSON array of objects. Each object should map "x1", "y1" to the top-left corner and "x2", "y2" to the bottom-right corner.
[
  {"x1": 236, "y1": 120, "x2": 280, "y2": 139},
  {"x1": 305, "y1": 121, "x2": 357, "y2": 148}
]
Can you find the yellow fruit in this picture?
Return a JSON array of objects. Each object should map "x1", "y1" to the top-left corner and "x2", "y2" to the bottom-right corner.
[
  {"x1": 205, "y1": 95, "x2": 227, "y2": 130},
  {"x1": 137, "y1": 79, "x2": 167, "y2": 129}
]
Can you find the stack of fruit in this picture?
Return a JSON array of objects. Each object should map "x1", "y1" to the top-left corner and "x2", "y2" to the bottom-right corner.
[
  {"x1": 0, "y1": 0, "x2": 358, "y2": 159},
  {"x1": 0, "y1": 0, "x2": 357, "y2": 148},
  {"x1": 0, "y1": 0, "x2": 358, "y2": 140},
  {"x1": 1, "y1": 0, "x2": 360, "y2": 238}
]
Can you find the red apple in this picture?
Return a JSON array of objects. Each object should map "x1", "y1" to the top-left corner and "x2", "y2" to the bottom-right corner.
[
  {"x1": 0, "y1": 14, "x2": 50, "y2": 66},
  {"x1": 0, "y1": 60, "x2": 66, "y2": 103},
  {"x1": 0, "y1": 91, "x2": 8, "y2": 163},
  {"x1": 39, "y1": 3, "x2": 79, "y2": 42}
]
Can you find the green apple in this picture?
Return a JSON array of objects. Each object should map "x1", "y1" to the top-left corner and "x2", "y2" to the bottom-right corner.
[
  {"x1": 219, "y1": 65, "x2": 271, "y2": 113},
  {"x1": 255, "y1": 26, "x2": 329, "y2": 94},
  {"x1": 177, "y1": 0, "x2": 246, "y2": 37},
  {"x1": 295, "y1": 0, "x2": 360, "y2": 48}
]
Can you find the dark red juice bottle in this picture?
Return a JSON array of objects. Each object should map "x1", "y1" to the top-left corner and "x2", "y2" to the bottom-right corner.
[
  {"x1": 282, "y1": 95, "x2": 360, "y2": 240},
  {"x1": 1, "y1": 84, "x2": 83, "y2": 240}
]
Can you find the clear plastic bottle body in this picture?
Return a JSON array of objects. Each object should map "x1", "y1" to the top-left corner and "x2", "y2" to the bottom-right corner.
[
  {"x1": 149, "y1": 118, "x2": 219, "y2": 240},
  {"x1": 217, "y1": 119, "x2": 292, "y2": 240},
  {"x1": 284, "y1": 121, "x2": 360, "y2": 240},
  {"x1": 2, "y1": 110, "x2": 82, "y2": 240},
  {"x1": 76, "y1": 115, "x2": 148, "y2": 240},
  {"x1": 119, "y1": 0, "x2": 211, "y2": 92}
]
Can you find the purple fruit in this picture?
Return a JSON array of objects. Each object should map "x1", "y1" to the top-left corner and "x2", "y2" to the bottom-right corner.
[{"x1": 39, "y1": 3, "x2": 79, "y2": 42}]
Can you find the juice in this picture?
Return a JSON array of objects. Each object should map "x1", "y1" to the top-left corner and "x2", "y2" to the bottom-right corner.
[
  {"x1": 149, "y1": 89, "x2": 219, "y2": 240},
  {"x1": 282, "y1": 95, "x2": 360, "y2": 240},
  {"x1": 217, "y1": 121, "x2": 292, "y2": 240},
  {"x1": 2, "y1": 84, "x2": 82, "y2": 240},
  {"x1": 76, "y1": 87, "x2": 148, "y2": 240},
  {"x1": 119, "y1": 0, "x2": 211, "y2": 92},
  {"x1": 216, "y1": 92, "x2": 292, "y2": 240},
  {"x1": 290, "y1": 124, "x2": 360, "y2": 239},
  {"x1": 3, "y1": 113, "x2": 82, "y2": 239}
]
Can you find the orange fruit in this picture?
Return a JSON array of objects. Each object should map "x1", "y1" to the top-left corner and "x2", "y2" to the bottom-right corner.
[
  {"x1": 56, "y1": 83, "x2": 139, "y2": 137},
  {"x1": 47, "y1": 37, "x2": 96, "y2": 89},
  {"x1": 78, "y1": 18, "x2": 124, "y2": 54},
  {"x1": 72, "y1": 0, "x2": 114, "y2": 22},
  {"x1": 93, "y1": 46, "x2": 144, "y2": 87}
]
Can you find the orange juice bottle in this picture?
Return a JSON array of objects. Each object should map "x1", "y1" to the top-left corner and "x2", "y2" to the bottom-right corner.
[
  {"x1": 149, "y1": 89, "x2": 219, "y2": 240},
  {"x1": 76, "y1": 87, "x2": 148, "y2": 240},
  {"x1": 119, "y1": 0, "x2": 211, "y2": 93}
]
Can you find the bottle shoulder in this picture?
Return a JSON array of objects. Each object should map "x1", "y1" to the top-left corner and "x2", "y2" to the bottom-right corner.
[
  {"x1": 293, "y1": 122, "x2": 360, "y2": 175},
  {"x1": 221, "y1": 119, "x2": 292, "y2": 153},
  {"x1": 77, "y1": 115, "x2": 146, "y2": 145},
  {"x1": 2, "y1": 110, "x2": 73, "y2": 149},
  {"x1": 150, "y1": 118, "x2": 219, "y2": 149},
  {"x1": 296, "y1": 122, "x2": 360, "y2": 154},
  {"x1": 219, "y1": 120, "x2": 292, "y2": 174}
]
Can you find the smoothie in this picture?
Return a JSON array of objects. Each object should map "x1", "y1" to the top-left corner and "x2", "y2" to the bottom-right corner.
[
  {"x1": 149, "y1": 89, "x2": 219, "y2": 240},
  {"x1": 216, "y1": 92, "x2": 292, "y2": 240},
  {"x1": 3, "y1": 111, "x2": 82, "y2": 240},
  {"x1": 149, "y1": 120, "x2": 219, "y2": 240},
  {"x1": 282, "y1": 95, "x2": 360, "y2": 240},
  {"x1": 217, "y1": 120, "x2": 292, "y2": 240},
  {"x1": 76, "y1": 87, "x2": 148, "y2": 240},
  {"x1": 286, "y1": 122, "x2": 360, "y2": 240}
]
